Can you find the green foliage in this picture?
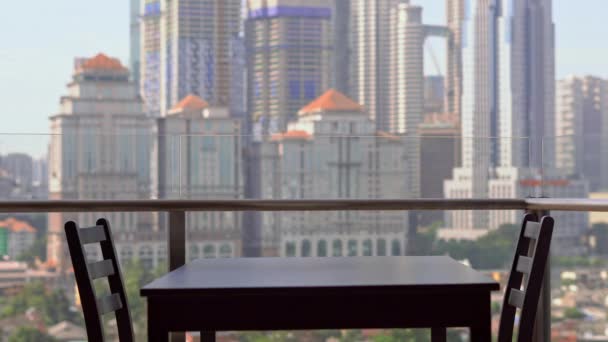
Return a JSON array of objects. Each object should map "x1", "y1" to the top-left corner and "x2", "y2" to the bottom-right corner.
[
  {"x1": 8, "y1": 327, "x2": 57, "y2": 342},
  {"x1": 554, "y1": 255, "x2": 606, "y2": 267},
  {"x1": 120, "y1": 259, "x2": 167, "y2": 341},
  {"x1": 437, "y1": 223, "x2": 519, "y2": 269},
  {"x1": 0, "y1": 281, "x2": 80, "y2": 326},
  {"x1": 563, "y1": 307, "x2": 585, "y2": 320}
]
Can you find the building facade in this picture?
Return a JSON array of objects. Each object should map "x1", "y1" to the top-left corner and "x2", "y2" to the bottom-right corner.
[
  {"x1": 246, "y1": 0, "x2": 333, "y2": 136},
  {"x1": 351, "y1": 0, "x2": 399, "y2": 131},
  {"x1": 156, "y1": 94, "x2": 244, "y2": 258},
  {"x1": 0, "y1": 218, "x2": 36, "y2": 260},
  {"x1": 556, "y1": 76, "x2": 608, "y2": 192},
  {"x1": 259, "y1": 89, "x2": 410, "y2": 256},
  {"x1": 141, "y1": 0, "x2": 242, "y2": 117},
  {"x1": 446, "y1": 0, "x2": 557, "y2": 229},
  {"x1": 47, "y1": 54, "x2": 154, "y2": 271},
  {"x1": 130, "y1": 0, "x2": 141, "y2": 85}
]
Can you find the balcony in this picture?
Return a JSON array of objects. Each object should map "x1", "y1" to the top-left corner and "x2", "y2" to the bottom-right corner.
[{"x1": 0, "y1": 134, "x2": 603, "y2": 341}]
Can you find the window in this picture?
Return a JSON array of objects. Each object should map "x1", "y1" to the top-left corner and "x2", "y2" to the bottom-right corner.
[
  {"x1": 203, "y1": 244, "x2": 216, "y2": 258},
  {"x1": 348, "y1": 239, "x2": 358, "y2": 256},
  {"x1": 362, "y1": 239, "x2": 373, "y2": 256},
  {"x1": 286, "y1": 242, "x2": 296, "y2": 257},
  {"x1": 317, "y1": 239, "x2": 327, "y2": 257},
  {"x1": 391, "y1": 239, "x2": 402, "y2": 256},
  {"x1": 376, "y1": 239, "x2": 386, "y2": 256},
  {"x1": 332, "y1": 239, "x2": 342, "y2": 257},
  {"x1": 301, "y1": 239, "x2": 311, "y2": 257}
]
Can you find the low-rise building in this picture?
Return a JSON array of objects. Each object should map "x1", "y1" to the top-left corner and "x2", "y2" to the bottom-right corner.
[{"x1": 0, "y1": 218, "x2": 37, "y2": 260}]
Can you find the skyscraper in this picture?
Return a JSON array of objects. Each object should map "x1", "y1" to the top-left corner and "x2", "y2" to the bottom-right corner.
[
  {"x1": 445, "y1": 0, "x2": 464, "y2": 121},
  {"x1": 351, "y1": 0, "x2": 399, "y2": 131},
  {"x1": 446, "y1": 0, "x2": 557, "y2": 229},
  {"x1": 140, "y1": 0, "x2": 162, "y2": 116},
  {"x1": 130, "y1": 0, "x2": 141, "y2": 85},
  {"x1": 556, "y1": 76, "x2": 608, "y2": 191},
  {"x1": 140, "y1": 0, "x2": 242, "y2": 117},
  {"x1": 332, "y1": 0, "x2": 351, "y2": 96},
  {"x1": 160, "y1": 0, "x2": 242, "y2": 115},
  {"x1": 47, "y1": 54, "x2": 154, "y2": 270},
  {"x1": 246, "y1": 0, "x2": 333, "y2": 136}
]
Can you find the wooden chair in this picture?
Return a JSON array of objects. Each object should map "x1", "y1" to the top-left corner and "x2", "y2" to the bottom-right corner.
[
  {"x1": 65, "y1": 218, "x2": 134, "y2": 342},
  {"x1": 498, "y1": 213, "x2": 554, "y2": 342}
]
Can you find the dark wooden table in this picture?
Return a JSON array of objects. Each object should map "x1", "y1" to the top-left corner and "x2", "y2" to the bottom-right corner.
[{"x1": 141, "y1": 256, "x2": 499, "y2": 342}]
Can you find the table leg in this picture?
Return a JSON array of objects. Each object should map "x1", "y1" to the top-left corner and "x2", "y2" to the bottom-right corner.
[
  {"x1": 431, "y1": 327, "x2": 447, "y2": 342},
  {"x1": 148, "y1": 301, "x2": 169, "y2": 342},
  {"x1": 470, "y1": 293, "x2": 492, "y2": 342},
  {"x1": 201, "y1": 331, "x2": 215, "y2": 342}
]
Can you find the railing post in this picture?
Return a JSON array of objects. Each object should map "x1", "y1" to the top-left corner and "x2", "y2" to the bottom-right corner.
[
  {"x1": 528, "y1": 208, "x2": 551, "y2": 342},
  {"x1": 168, "y1": 211, "x2": 186, "y2": 342}
]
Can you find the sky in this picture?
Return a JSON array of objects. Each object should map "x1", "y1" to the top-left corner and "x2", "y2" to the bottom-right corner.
[{"x1": 0, "y1": 0, "x2": 607, "y2": 156}]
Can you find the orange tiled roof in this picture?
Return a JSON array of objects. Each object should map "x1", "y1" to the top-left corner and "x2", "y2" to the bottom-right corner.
[
  {"x1": 299, "y1": 89, "x2": 363, "y2": 114},
  {"x1": 172, "y1": 94, "x2": 209, "y2": 111},
  {"x1": 0, "y1": 218, "x2": 36, "y2": 233},
  {"x1": 271, "y1": 130, "x2": 311, "y2": 141},
  {"x1": 80, "y1": 53, "x2": 126, "y2": 71}
]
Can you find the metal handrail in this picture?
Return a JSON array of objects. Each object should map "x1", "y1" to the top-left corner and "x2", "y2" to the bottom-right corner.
[{"x1": 0, "y1": 198, "x2": 606, "y2": 212}]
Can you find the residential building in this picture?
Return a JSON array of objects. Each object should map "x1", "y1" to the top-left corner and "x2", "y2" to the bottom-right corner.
[
  {"x1": 47, "y1": 54, "x2": 154, "y2": 271},
  {"x1": 157, "y1": 94, "x2": 243, "y2": 261},
  {"x1": 246, "y1": 0, "x2": 333, "y2": 137},
  {"x1": 159, "y1": 0, "x2": 242, "y2": 115},
  {"x1": 0, "y1": 153, "x2": 33, "y2": 191},
  {"x1": 0, "y1": 218, "x2": 36, "y2": 260},
  {"x1": 556, "y1": 76, "x2": 608, "y2": 191},
  {"x1": 260, "y1": 89, "x2": 410, "y2": 256},
  {"x1": 0, "y1": 261, "x2": 58, "y2": 295}
]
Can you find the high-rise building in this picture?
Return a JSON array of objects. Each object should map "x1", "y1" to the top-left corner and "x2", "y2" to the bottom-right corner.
[
  {"x1": 445, "y1": 0, "x2": 464, "y2": 121},
  {"x1": 332, "y1": 0, "x2": 351, "y2": 96},
  {"x1": 445, "y1": 0, "x2": 556, "y2": 229},
  {"x1": 140, "y1": 0, "x2": 162, "y2": 116},
  {"x1": 130, "y1": 0, "x2": 141, "y2": 85},
  {"x1": 424, "y1": 75, "x2": 445, "y2": 115},
  {"x1": 159, "y1": 0, "x2": 241, "y2": 115},
  {"x1": 47, "y1": 54, "x2": 154, "y2": 271},
  {"x1": 259, "y1": 89, "x2": 410, "y2": 256},
  {"x1": 351, "y1": 0, "x2": 399, "y2": 131},
  {"x1": 556, "y1": 76, "x2": 608, "y2": 191},
  {"x1": 246, "y1": 0, "x2": 333, "y2": 137},
  {"x1": 388, "y1": 2, "x2": 424, "y2": 136},
  {"x1": 141, "y1": 0, "x2": 242, "y2": 117}
]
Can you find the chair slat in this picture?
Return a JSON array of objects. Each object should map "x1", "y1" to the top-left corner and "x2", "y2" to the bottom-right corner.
[
  {"x1": 508, "y1": 289, "x2": 525, "y2": 309},
  {"x1": 88, "y1": 259, "x2": 115, "y2": 280},
  {"x1": 79, "y1": 226, "x2": 106, "y2": 244},
  {"x1": 97, "y1": 293, "x2": 123, "y2": 315},
  {"x1": 516, "y1": 256, "x2": 533, "y2": 274},
  {"x1": 523, "y1": 221, "x2": 540, "y2": 239}
]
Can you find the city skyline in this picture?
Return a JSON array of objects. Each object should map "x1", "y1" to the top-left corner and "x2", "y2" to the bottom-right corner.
[{"x1": 2, "y1": 0, "x2": 608, "y2": 155}]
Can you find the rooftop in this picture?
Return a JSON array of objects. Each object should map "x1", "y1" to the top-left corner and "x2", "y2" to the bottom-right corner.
[
  {"x1": 271, "y1": 130, "x2": 312, "y2": 141},
  {"x1": 171, "y1": 94, "x2": 209, "y2": 112},
  {"x1": 0, "y1": 218, "x2": 36, "y2": 233},
  {"x1": 78, "y1": 53, "x2": 127, "y2": 72},
  {"x1": 299, "y1": 89, "x2": 363, "y2": 115}
]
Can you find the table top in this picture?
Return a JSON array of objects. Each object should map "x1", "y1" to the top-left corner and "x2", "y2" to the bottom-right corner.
[{"x1": 141, "y1": 256, "x2": 499, "y2": 297}]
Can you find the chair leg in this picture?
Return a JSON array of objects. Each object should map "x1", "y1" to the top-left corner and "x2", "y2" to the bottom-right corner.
[
  {"x1": 201, "y1": 331, "x2": 215, "y2": 342},
  {"x1": 431, "y1": 327, "x2": 447, "y2": 342}
]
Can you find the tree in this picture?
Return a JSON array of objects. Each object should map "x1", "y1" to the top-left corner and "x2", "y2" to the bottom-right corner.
[
  {"x1": 1, "y1": 281, "x2": 80, "y2": 326},
  {"x1": 434, "y1": 224, "x2": 519, "y2": 269},
  {"x1": 8, "y1": 327, "x2": 56, "y2": 342}
]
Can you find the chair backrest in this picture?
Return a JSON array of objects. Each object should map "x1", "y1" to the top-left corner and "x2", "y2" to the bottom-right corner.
[
  {"x1": 64, "y1": 218, "x2": 134, "y2": 342},
  {"x1": 498, "y1": 213, "x2": 554, "y2": 342}
]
